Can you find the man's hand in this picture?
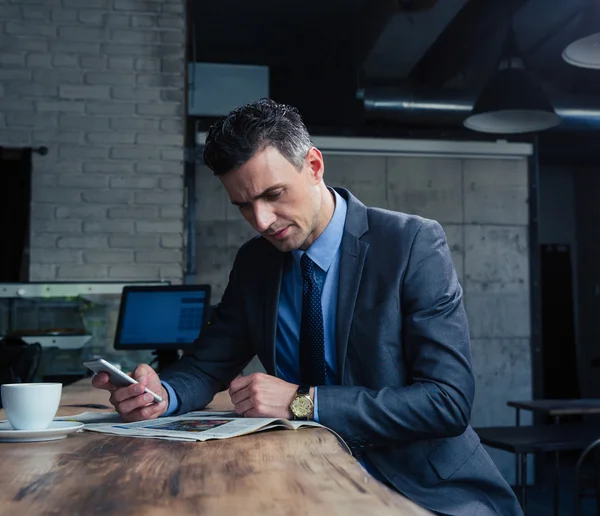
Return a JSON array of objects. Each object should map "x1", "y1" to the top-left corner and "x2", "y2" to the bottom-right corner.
[
  {"x1": 91, "y1": 363, "x2": 169, "y2": 422},
  {"x1": 229, "y1": 373, "x2": 299, "y2": 418}
]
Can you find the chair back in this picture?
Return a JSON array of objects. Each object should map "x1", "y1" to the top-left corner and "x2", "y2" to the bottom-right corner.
[{"x1": 574, "y1": 436, "x2": 600, "y2": 515}]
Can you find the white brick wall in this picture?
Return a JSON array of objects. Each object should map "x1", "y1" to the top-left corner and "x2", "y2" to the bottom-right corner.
[{"x1": 0, "y1": 0, "x2": 186, "y2": 283}]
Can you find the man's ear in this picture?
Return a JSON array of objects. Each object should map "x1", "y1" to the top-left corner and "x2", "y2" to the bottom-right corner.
[{"x1": 305, "y1": 147, "x2": 324, "y2": 184}]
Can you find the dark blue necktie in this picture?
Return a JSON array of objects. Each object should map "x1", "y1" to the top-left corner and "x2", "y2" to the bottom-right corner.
[{"x1": 299, "y1": 253, "x2": 327, "y2": 385}]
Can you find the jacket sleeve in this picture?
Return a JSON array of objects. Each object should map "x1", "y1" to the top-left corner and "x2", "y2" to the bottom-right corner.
[
  {"x1": 316, "y1": 220, "x2": 475, "y2": 447},
  {"x1": 158, "y1": 244, "x2": 255, "y2": 415}
]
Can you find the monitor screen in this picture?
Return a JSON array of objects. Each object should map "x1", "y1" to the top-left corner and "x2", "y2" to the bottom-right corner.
[{"x1": 114, "y1": 285, "x2": 211, "y2": 351}]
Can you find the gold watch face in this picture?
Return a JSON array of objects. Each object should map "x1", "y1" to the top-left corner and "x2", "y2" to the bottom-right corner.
[{"x1": 291, "y1": 395, "x2": 313, "y2": 418}]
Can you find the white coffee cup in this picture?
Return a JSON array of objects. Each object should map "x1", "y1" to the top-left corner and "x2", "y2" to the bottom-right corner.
[{"x1": 1, "y1": 383, "x2": 62, "y2": 431}]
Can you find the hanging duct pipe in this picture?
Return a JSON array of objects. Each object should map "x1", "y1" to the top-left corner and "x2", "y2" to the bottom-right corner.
[{"x1": 359, "y1": 88, "x2": 600, "y2": 131}]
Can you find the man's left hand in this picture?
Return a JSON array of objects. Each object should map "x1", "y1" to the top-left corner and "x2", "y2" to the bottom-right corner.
[{"x1": 229, "y1": 373, "x2": 298, "y2": 418}]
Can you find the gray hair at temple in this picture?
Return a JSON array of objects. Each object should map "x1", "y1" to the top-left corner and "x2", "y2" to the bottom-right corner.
[{"x1": 202, "y1": 98, "x2": 313, "y2": 176}]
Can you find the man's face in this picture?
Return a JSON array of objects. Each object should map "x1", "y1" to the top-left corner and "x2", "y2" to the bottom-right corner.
[{"x1": 219, "y1": 146, "x2": 325, "y2": 252}]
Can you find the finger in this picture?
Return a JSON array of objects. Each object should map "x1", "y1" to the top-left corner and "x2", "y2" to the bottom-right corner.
[
  {"x1": 138, "y1": 400, "x2": 168, "y2": 420},
  {"x1": 110, "y1": 382, "x2": 145, "y2": 405},
  {"x1": 144, "y1": 368, "x2": 160, "y2": 383},
  {"x1": 227, "y1": 374, "x2": 243, "y2": 388},
  {"x1": 136, "y1": 375, "x2": 148, "y2": 388},
  {"x1": 134, "y1": 367, "x2": 163, "y2": 394},
  {"x1": 91, "y1": 372, "x2": 116, "y2": 392},
  {"x1": 121, "y1": 398, "x2": 167, "y2": 422},
  {"x1": 117, "y1": 391, "x2": 156, "y2": 416},
  {"x1": 132, "y1": 363, "x2": 156, "y2": 381},
  {"x1": 234, "y1": 398, "x2": 254, "y2": 416},
  {"x1": 230, "y1": 385, "x2": 252, "y2": 406},
  {"x1": 229, "y1": 374, "x2": 253, "y2": 396}
]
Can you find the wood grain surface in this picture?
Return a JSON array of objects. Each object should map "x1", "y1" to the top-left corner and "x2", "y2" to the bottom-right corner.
[{"x1": 0, "y1": 379, "x2": 431, "y2": 516}]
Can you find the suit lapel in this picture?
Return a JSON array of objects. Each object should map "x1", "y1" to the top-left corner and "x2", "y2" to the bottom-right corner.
[
  {"x1": 260, "y1": 246, "x2": 284, "y2": 376},
  {"x1": 336, "y1": 233, "x2": 369, "y2": 383},
  {"x1": 333, "y1": 188, "x2": 369, "y2": 384}
]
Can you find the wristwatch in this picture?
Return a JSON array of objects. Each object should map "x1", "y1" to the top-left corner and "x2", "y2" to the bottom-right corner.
[{"x1": 289, "y1": 385, "x2": 314, "y2": 420}]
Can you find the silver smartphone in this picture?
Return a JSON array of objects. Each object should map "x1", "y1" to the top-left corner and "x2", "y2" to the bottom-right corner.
[{"x1": 83, "y1": 358, "x2": 163, "y2": 403}]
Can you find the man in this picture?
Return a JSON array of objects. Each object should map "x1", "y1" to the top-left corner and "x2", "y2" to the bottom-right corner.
[{"x1": 93, "y1": 98, "x2": 522, "y2": 515}]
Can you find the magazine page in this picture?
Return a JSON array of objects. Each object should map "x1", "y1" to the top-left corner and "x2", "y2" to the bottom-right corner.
[
  {"x1": 83, "y1": 415, "x2": 295, "y2": 441},
  {"x1": 56, "y1": 411, "x2": 122, "y2": 424},
  {"x1": 288, "y1": 420, "x2": 323, "y2": 430},
  {"x1": 185, "y1": 410, "x2": 240, "y2": 418},
  {"x1": 55, "y1": 410, "x2": 239, "y2": 425},
  {"x1": 62, "y1": 410, "x2": 349, "y2": 451}
]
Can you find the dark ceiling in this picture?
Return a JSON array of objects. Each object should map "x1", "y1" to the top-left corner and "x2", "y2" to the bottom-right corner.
[
  {"x1": 190, "y1": 0, "x2": 600, "y2": 162},
  {"x1": 190, "y1": 0, "x2": 367, "y2": 127}
]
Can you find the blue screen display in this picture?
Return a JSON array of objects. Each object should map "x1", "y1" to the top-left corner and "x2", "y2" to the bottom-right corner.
[{"x1": 118, "y1": 290, "x2": 207, "y2": 347}]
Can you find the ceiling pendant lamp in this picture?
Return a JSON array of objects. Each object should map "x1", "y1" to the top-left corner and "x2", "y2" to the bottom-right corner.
[
  {"x1": 464, "y1": 27, "x2": 561, "y2": 134},
  {"x1": 563, "y1": 32, "x2": 600, "y2": 70},
  {"x1": 563, "y1": 33, "x2": 600, "y2": 69},
  {"x1": 562, "y1": 0, "x2": 600, "y2": 70}
]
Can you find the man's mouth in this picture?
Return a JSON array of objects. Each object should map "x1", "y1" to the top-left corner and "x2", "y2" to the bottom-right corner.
[{"x1": 267, "y1": 227, "x2": 289, "y2": 240}]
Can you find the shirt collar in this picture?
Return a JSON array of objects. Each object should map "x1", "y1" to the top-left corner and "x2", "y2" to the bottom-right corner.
[{"x1": 292, "y1": 188, "x2": 347, "y2": 272}]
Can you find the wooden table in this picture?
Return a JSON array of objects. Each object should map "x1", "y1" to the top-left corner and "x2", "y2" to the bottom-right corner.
[{"x1": 0, "y1": 380, "x2": 431, "y2": 516}]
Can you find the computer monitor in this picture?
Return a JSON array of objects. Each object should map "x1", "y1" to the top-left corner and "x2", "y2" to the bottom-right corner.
[{"x1": 114, "y1": 284, "x2": 211, "y2": 371}]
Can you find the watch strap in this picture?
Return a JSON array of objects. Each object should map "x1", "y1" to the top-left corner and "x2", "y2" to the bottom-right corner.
[{"x1": 297, "y1": 384, "x2": 310, "y2": 395}]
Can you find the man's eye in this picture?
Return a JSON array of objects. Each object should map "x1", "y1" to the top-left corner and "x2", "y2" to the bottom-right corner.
[{"x1": 267, "y1": 191, "x2": 282, "y2": 200}]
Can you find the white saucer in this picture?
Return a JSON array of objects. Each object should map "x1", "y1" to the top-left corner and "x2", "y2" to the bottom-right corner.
[{"x1": 0, "y1": 421, "x2": 84, "y2": 443}]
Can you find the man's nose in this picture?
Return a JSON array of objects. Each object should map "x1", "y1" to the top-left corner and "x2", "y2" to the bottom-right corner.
[{"x1": 253, "y1": 205, "x2": 276, "y2": 232}]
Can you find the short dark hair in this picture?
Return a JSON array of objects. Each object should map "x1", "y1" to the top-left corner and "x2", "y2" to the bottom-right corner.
[{"x1": 203, "y1": 98, "x2": 312, "y2": 176}]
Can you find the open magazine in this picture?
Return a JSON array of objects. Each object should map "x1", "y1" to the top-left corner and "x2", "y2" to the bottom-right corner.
[{"x1": 58, "y1": 410, "x2": 350, "y2": 452}]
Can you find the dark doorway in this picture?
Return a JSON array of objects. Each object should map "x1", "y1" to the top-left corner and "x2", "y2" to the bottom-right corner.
[
  {"x1": 540, "y1": 244, "x2": 580, "y2": 400},
  {"x1": 0, "y1": 148, "x2": 32, "y2": 282}
]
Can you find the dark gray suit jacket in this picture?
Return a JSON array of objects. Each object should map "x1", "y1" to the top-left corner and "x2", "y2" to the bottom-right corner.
[{"x1": 161, "y1": 188, "x2": 522, "y2": 516}]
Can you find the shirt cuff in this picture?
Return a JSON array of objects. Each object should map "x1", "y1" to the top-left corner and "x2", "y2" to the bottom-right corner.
[
  {"x1": 161, "y1": 381, "x2": 179, "y2": 416},
  {"x1": 313, "y1": 386, "x2": 319, "y2": 422}
]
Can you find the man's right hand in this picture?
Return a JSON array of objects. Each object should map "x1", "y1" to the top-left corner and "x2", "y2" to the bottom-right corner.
[{"x1": 91, "y1": 363, "x2": 169, "y2": 422}]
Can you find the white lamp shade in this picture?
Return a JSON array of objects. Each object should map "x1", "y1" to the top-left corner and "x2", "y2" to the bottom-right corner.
[
  {"x1": 463, "y1": 68, "x2": 561, "y2": 134},
  {"x1": 464, "y1": 109, "x2": 561, "y2": 134},
  {"x1": 563, "y1": 33, "x2": 600, "y2": 70}
]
